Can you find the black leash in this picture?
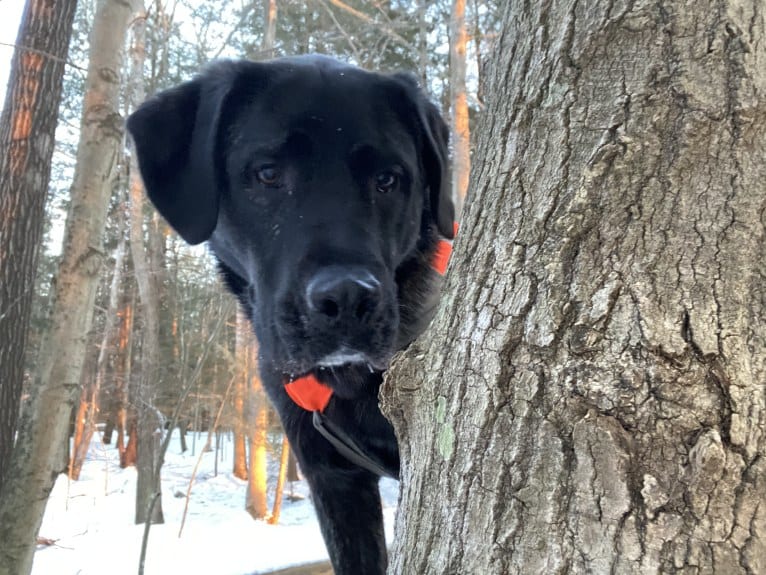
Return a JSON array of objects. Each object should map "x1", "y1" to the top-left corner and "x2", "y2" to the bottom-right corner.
[{"x1": 312, "y1": 411, "x2": 398, "y2": 479}]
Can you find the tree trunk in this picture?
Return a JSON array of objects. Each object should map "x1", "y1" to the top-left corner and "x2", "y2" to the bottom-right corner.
[
  {"x1": 382, "y1": 2, "x2": 766, "y2": 574},
  {"x1": 110, "y1": 295, "x2": 134, "y2": 461},
  {"x1": 123, "y1": 415, "x2": 137, "y2": 468},
  {"x1": 246, "y1": 398, "x2": 269, "y2": 520},
  {"x1": 287, "y1": 449, "x2": 300, "y2": 483},
  {"x1": 129, "y1": 154, "x2": 165, "y2": 524},
  {"x1": 71, "y1": 191, "x2": 129, "y2": 479},
  {"x1": 233, "y1": 311, "x2": 249, "y2": 480},
  {"x1": 0, "y1": 0, "x2": 77, "y2": 492},
  {"x1": 0, "y1": 0, "x2": 137, "y2": 572},
  {"x1": 69, "y1": 373, "x2": 95, "y2": 481},
  {"x1": 449, "y1": 0, "x2": 470, "y2": 214},
  {"x1": 268, "y1": 434, "x2": 290, "y2": 525},
  {"x1": 245, "y1": 340, "x2": 269, "y2": 520},
  {"x1": 262, "y1": 0, "x2": 278, "y2": 56},
  {"x1": 416, "y1": 0, "x2": 428, "y2": 85},
  {"x1": 127, "y1": 1, "x2": 164, "y2": 526}
]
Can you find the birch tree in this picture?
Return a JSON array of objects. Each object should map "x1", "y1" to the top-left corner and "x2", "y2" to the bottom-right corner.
[{"x1": 383, "y1": 1, "x2": 766, "y2": 573}]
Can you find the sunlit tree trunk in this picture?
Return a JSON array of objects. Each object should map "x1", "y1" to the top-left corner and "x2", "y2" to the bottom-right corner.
[
  {"x1": 245, "y1": 341, "x2": 269, "y2": 520},
  {"x1": 268, "y1": 435, "x2": 290, "y2": 525},
  {"x1": 69, "y1": 373, "x2": 94, "y2": 481},
  {"x1": 246, "y1": 399, "x2": 269, "y2": 520},
  {"x1": 109, "y1": 294, "x2": 134, "y2": 466},
  {"x1": 383, "y1": 1, "x2": 765, "y2": 573},
  {"x1": 116, "y1": 310, "x2": 132, "y2": 461},
  {"x1": 449, "y1": 0, "x2": 470, "y2": 215},
  {"x1": 233, "y1": 311, "x2": 249, "y2": 480},
  {"x1": 0, "y1": 0, "x2": 77, "y2": 494},
  {"x1": 262, "y1": 0, "x2": 278, "y2": 56},
  {"x1": 71, "y1": 194, "x2": 129, "y2": 479}
]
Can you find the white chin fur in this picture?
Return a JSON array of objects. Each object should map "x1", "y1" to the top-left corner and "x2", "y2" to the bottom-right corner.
[{"x1": 317, "y1": 350, "x2": 368, "y2": 367}]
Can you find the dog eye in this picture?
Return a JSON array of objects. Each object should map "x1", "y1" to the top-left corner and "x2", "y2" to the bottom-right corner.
[
  {"x1": 374, "y1": 171, "x2": 399, "y2": 193},
  {"x1": 255, "y1": 165, "x2": 281, "y2": 186}
]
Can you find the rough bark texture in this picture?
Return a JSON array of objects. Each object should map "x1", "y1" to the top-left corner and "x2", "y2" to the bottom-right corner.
[
  {"x1": 382, "y1": 1, "x2": 766, "y2": 574},
  {"x1": 0, "y1": 0, "x2": 77, "y2": 492},
  {"x1": 0, "y1": 0, "x2": 135, "y2": 572}
]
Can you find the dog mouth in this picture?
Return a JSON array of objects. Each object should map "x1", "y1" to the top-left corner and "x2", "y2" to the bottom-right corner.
[{"x1": 284, "y1": 347, "x2": 390, "y2": 382}]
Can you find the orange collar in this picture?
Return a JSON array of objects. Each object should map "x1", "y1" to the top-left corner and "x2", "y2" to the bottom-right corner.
[{"x1": 284, "y1": 230, "x2": 455, "y2": 412}]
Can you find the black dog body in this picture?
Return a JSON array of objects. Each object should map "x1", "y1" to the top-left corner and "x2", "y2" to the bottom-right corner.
[{"x1": 127, "y1": 55, "x2": 454, "y2": 574}]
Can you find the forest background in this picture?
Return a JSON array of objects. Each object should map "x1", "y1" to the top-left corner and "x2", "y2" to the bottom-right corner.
[{"x1": 0, "y1": 1, "x2": 498, "y2": 573}]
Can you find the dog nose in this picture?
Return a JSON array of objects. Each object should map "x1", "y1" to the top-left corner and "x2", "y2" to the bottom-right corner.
[{"x1": 306, "y1": 267, "x2": 382, "y2": 324}]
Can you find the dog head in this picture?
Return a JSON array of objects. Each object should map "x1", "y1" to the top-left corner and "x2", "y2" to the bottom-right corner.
[{"x1": 127, "y1": 55, "x2": 453, "y2": 394}]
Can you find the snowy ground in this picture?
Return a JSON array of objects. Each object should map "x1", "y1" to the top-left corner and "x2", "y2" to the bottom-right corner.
[{"x1": 31, "y1": 431, "x2": 399, "y2": 575}]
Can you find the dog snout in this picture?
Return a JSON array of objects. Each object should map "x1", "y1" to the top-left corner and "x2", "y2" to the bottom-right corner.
[{"x1": 305, "y1": 267, "x2": 383, "y2": 326}]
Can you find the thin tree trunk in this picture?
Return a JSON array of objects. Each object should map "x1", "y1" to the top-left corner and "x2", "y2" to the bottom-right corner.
[
  {"x1": 0, "y1": 0, "x2": 78, "y2": 493},
  {"x1": 68, "y1": 377, "x2": 93, "y2": 481},
  {"x1": 127, "y1": 2, "x2": 164, "y2": 526},
  {"x1": 114, "y1": 294, "x2": 135, "y2": 462},
  {"x1": 287, "y1": 450, "x2": 300, "y2": 483},
  {"x1": 245, "y1": 340, "x2": 268, "y2": 520},
  {"x1": 72, "y1": 195, "x2": 129, "y2": 478},
  {"x1": 104, "y1": 292, "x2": 133, "y2": 445},
  {"x1": 129, "y1": 158, "x2": 165, "y2": 524},
  {"x1": 268, "y1": 435, "x2": 290, "y2": 525},
  {"x1": 246, "y1": 397, "x2": 269, "y2": 520},
  {"x1": 417, "y1": 0, "x2": 428, "y2": 85},
  {"x1": 262, "y1": 0, "x2": 278, "y2": 56},
  {"x1": 383, "y1": 1, "x2": 766, "y2": 573},
  {"x1": 233, "y1": 310, "x2": 249, "y2": 480},
  {"x1": 449, "y1": 0, "x2": 470, "y2": 215},
  {"x1": 178, "y1": 421, "x2": 188, "y2": 453},
  {"x1": 123, "y1": 415, "x2": 137, "y2": 467}
]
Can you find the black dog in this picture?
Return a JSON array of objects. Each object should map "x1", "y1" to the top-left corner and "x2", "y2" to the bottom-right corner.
[{"x1": 127, "y1": 55, "x2": 454, "y2": 574}]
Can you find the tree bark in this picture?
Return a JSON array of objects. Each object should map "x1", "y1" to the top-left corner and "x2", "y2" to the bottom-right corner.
[
  {"x1": 262, "y1": 0, "x2": 278, "y2": 56},
  {"x1": 0, "y1": 0, "x2": 77, "y2": 492},
  {"x1": 0, "y1": 0, "x2": 137, "y2": 571},
  {"x1": 110, "y1": 294, "x2": 134, "y2": 463},
  {"x1": 268, "y1": 435, "x2": 291, "y2": 525},
  {"x1": 245, "y1": 340, "x2": 269, "y2": 520},
  {"x1": 449, "y1": 0, "x2": 470, "y2": 214},
  {"x1": 127, "y1": 1, "x2": 164, "y2": 526},
  {"x1": 382, "y1": 2, "x2": 765, "y2": 574},
  {"x1": 71, "y1": 191, "x2": 129, "y2": 479},
  {"x1": 233, "y1": 310, "x2": 249, "y2": 480}
]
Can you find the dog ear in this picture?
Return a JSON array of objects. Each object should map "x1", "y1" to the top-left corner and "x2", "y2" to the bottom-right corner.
[
  {"x1": 126, "y1": 64, "x2": 237, "y2": 245},
  {"x1": 392, "y1": 73, "x2": 456, "y2": 240},
  {"x1": 420, "y1": 100, "x2": 456, "y2": 239}
]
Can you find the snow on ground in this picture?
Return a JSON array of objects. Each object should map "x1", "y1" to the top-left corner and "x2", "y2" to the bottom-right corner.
[{"x1": 32, "y1": 431, "x2": 399, "y2": 575}]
